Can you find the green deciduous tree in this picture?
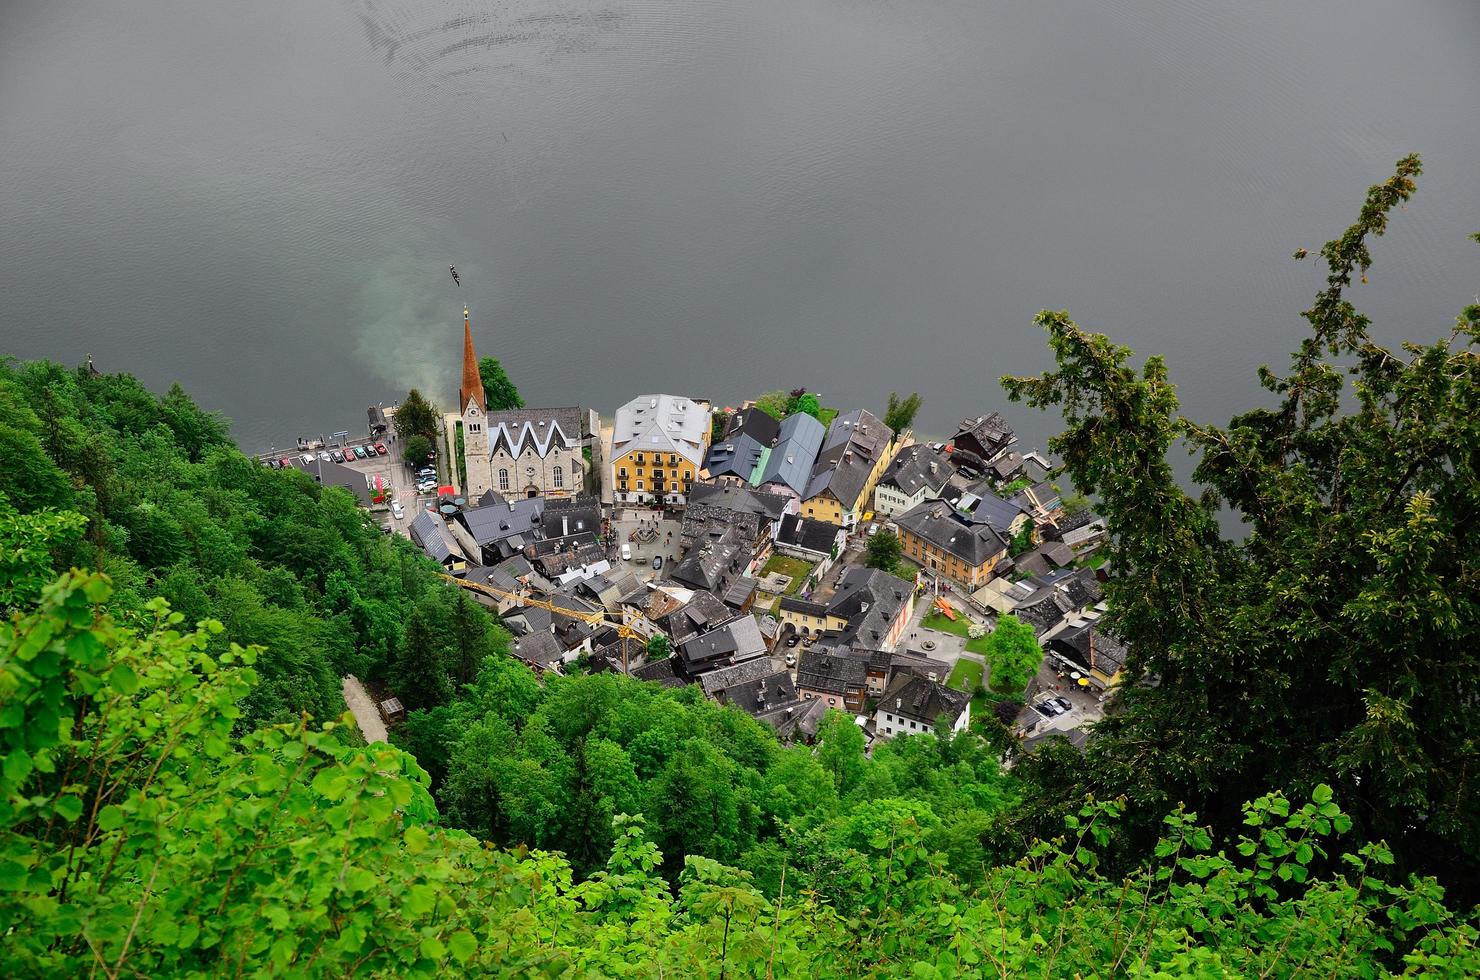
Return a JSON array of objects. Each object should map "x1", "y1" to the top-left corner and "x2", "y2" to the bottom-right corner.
[
  {"x1": 394, "y1": 388, "x2": 440, "y2": 442},
  {"x1": 477, "y1": 356, "x2": 524, "y2": 411},
  {"x1": 884, "y1": 391, "x2": 922, "y2": 433},
  {"x1": 403, "y1": 433, "x2": 435, "y2": 468},
  {"x1": 864, "y1": 527, "x2": 902, "y2": 572},
  {"x1": 1003, "y1": 154, "x2": 1480, "y2": 894},
  {"x1": 981, "y1": 614, "x2": 1040, "y2": 694}
]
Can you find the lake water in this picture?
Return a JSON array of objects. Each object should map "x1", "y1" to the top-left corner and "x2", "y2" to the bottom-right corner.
[{"x1": 3, "y1": 0, "x2": 1478, "y2": 454}]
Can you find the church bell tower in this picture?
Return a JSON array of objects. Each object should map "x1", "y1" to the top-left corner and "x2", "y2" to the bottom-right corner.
[{"x1": 458, "y1": 307, "x2": 492, "y2": 498}]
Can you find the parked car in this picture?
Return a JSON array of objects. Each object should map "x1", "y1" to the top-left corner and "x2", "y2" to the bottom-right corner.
[
  {"x1": 417, "y1": 468, "x2": 436, "y2": 479},
  {"x1": 391, "y1": 502, "x2": 405, "y2": 520},
  {"x1": 784, "y1": 653, "x2": 797, "y2": 667},
  {"x1": 785, "y1": 634, "x2": 801, "y2": 648},
  {"x1": 330, "y1": 450, "x2": 343, "y2": 463},
  {"x1": 621, "y1": 543, "x2": 632, "y2": 561},
  {"x1": 354, "y1": 445, "x2": 368, "y2": 459},
  {"x1": 867, "y1": 522, "x2": 879, "y2": 537},
  {"x1": 381, "y1": 524, "x2": 394, "y2": 535},
  {"x1": 300, "y1": 454, "x2": 314, "y2": 465},
  {"x1": 318, "y1": 451, "x2": 331, "y2": 462},
  {"x1": 278, "y1": 457, "x2": 291, "y2": 468},
  {"x1": 374, "y1": 442, "x2": 388, "y2": 456},
  {"x1": 651, "y1": 556, "x2": 663, "y2": 571}
]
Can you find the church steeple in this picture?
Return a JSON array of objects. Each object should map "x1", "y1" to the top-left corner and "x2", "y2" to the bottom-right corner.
[{"x1": 459, "y1": 307, "x2": 485, "y2": 413}]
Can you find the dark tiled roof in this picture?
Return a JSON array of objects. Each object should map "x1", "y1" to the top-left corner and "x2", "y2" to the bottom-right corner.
[
  {"x1": 880, "y1": 445, "x2": 954, "y2": 497},
  {"x1": 805, "y1": 409, "x2": 894, "y2": 510},
  {"x1": 894, "y1": 499, "x2": 1008, "y2": 568},
  {"x1": 718, "y1": 670, "x2": 797, "y2": 715},
  {"x1": 776, "y1": 513, "x2": 842, "y2": 555},
  {"x1": 484, "y1": 407, "x2": 583, "y2": 458},
  {"x1": 728, "y1": 406, "x2": 781, "y2": 445},
  {"x1": 889, "y1": 652, "x2": 952, "y2": 684},
  {"x1": 670, "y1": 526, "x2": 753, "y2": 593},
  {"x1": 1011, "y1": 482, "x2": 1062, "y2": 516},
  {"x1": 677, "y1": 616, "x2": 767, "y2": 673},
  {"x1": 880, "y1": 674, "x2": 970, "y2": 725},
  {"x1": 511, "y1": 630, "x2": 564, "y2": 671},
  {"x1": 632, "y1": 656, "x2": 689, "y2": 688},
  {"x1": 663, "y1": 591, "x2": 733, "y2": 643},
  {"x1": 955, "y1": 487, "x2": 1028, "y2": 533},
  {"x1": 754, "y1": 697, "x2": 829, "y2": 742},
  {"x1": 1048, "y1": 623, "x2": 1128, "y2": 677},
  {"x1": 796, "y1": 650, "x2": 868, "y2": 696},
  {"x1": 778, "y1": 596, "x2": 828, "y2": 617},
  {"x1": 686, "y1": 483, "x2": 791, "y2": 519},
  {"x1": 704, "y1": 433, "x2": 767, "y2": 483},
  {"x1": 722, "y1": 576, "x2": 758, "y2": 609},
  {"x1": 700, "y1": 656, "x2": 782, "y2": 697},
  {"x1": 409, "y1": 511, "x2": 463, "y2": 564},
  {"x1": 952, "y1": 413, "x2": 1015, "y2": 457}
]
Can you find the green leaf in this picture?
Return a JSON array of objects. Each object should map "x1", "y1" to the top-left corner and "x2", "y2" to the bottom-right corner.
[
  {"x1": 447, "y1": 929, "x2": 477, "y2": 964},
  {"x1": 420, "y1": 936, "x2": 445, "y2": 961},
  {"x1": 52, "y1": 794, "x2": 83, "y2": 822},
  {"x1": 1312, "y1": 784, "x2": 1333, "y2": 805}
]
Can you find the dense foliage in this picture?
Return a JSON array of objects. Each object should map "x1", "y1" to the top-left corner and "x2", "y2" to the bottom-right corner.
[
  {"x1": 393, "y1": 657, "x2": 1016, "y2": 886},
  {"x1": 3, "y1": 572, "x2": 1476, "y2": 977},
  {"x1": 1005, "y1": 155, "x2": 1480, "y2": 896},
  {"x1": 477, "y1": 355, "x2": 524, "y2": 411},
  {"x1": 0, "y1": 358, "x2": 484, "y2": 729}
]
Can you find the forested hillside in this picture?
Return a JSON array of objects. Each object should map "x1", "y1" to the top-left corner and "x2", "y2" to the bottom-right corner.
[{"x1": 1, "y1": 158, "x2": 1477, "y2": 975}]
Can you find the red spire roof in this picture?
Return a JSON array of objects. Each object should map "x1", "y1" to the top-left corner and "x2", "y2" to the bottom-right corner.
[{"x1": 459, "y1": 307, "x2": 485, "y2": 412}]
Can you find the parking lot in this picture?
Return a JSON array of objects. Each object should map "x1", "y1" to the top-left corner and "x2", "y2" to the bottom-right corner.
[{"x1": 256, "y1": 435, "x2": 431, "y2": 538}]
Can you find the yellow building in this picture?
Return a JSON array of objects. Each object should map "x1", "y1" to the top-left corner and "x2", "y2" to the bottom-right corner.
[
  {"x1": 893, "y1": 499, "x2": 1009, "y2": 589},
  {"x1": 611, "y1": 394, "x2": 711, "y2": 506},
  {"x1": 800, "y1": 410, "x2": 899, "y2": 527}
]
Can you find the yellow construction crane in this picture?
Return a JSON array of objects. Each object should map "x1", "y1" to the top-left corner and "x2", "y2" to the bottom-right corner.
[{"x1": 441, "y1": 574, "x2": 651, "y2": 673}]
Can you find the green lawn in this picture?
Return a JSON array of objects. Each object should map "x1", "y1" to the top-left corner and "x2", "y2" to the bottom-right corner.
[
  {"x1": 964, "y1": 633, "x2": 993, "y2": 655},
  {"x1": 921, "y1": 610, "x2": 974, "y2": 638},
  {"x1": 947, "y1": 658, "x2": 983, "y2": 693},
  {"x1": 761, "y1": 554, "x2": 816, "y2": 596}
]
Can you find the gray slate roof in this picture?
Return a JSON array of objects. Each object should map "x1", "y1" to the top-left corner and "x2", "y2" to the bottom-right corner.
[
  {"x1": 704, "y1": 433, "x2": 767, "y2": 483},
  {"x1": 677, "y1": 616, "x2": 768, "y2": 673},
  {"x1": 776, "y1": 513, "x2": 842, "y2": 555},
  {"x1": 700, "y1": 656, "x2": 783, "y2": 697},
  {"x1": 805, "y1": 409, "x2": 894, "y2": 510},
  {"x1": 409, "y1": 511, "x2": 464, "y2": 565},
  {"x1": 894, "y1": 499, "x2": 1009, "y2": 568},
  {"x1": 484, "y1": 407, "x2": 583, "y2": 458},
  {"x1": 880, "y1": 674, "x2": 971, "y2": 725},
  {"x1": 754, "y1": 697, "x2": 829, "y2": 742},
  {"x1": 880, "y1": 445, "x2": 954, "y2": 497},
  {"x1": 717, "y1": 670, "x2": 797, "y2": 715},
  {"x1": 756, "y1": 412, "x2": 826, "y2": 496},
  {"x1": 795, "y1": 650, "x2": 868, "y2": 696}
]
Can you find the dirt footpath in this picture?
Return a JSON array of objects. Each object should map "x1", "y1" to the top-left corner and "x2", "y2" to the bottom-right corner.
[{"x1": 341, "y1": 675, "x2": 387, "y2": 743}]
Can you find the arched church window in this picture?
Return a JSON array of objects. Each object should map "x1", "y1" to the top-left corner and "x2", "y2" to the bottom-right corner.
[
  {"x1": 553, "y1": 466, "x2": 563, "y2": 488},
  {"x1": 498, "y1": 468, "x2": 509, "y2": 491}
]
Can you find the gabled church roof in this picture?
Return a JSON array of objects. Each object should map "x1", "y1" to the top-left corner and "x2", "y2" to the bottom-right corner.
[{"x1": 459, "y1": 307, "x2": 486, "y2": 412}]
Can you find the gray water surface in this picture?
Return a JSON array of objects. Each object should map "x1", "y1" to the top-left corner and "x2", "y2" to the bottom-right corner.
[{"x1": 2, "y1": 0, "x2": 1477, "y2": 452}]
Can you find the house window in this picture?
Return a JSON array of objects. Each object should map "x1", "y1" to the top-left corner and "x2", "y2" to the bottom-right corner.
[
  {"x1": 498, "y1": 468, "x2": 509, "y2": 491},
  {"x1": 652, "y1": 469, "x2": 664, "y2": 480},
  {"x1": 619, "y1": 467, "x2": 627, "y2": 477},
  {"x1": 636, "y1": 480, "x2": 644, "y2": 490},
  {"x1": 469, "y1": 422, "x2": 481, "y2": 433},
  {"x1": 669, "y1": 454, "x2": 678, "y2": 465},
  {"x1": 553, "y1": 465, "x2": 563, "y2": 488},
  {"x1": 636, "y1": 453, "x2": 645, "y2": 464}
]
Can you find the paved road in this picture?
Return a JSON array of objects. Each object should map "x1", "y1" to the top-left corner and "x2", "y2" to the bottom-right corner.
[
  {"x1": 341, "y1": 675, "x2": 387, "y2": 743},
  {"x1": 610, "y1": 507, "x2": 684, "y2": 582}
]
